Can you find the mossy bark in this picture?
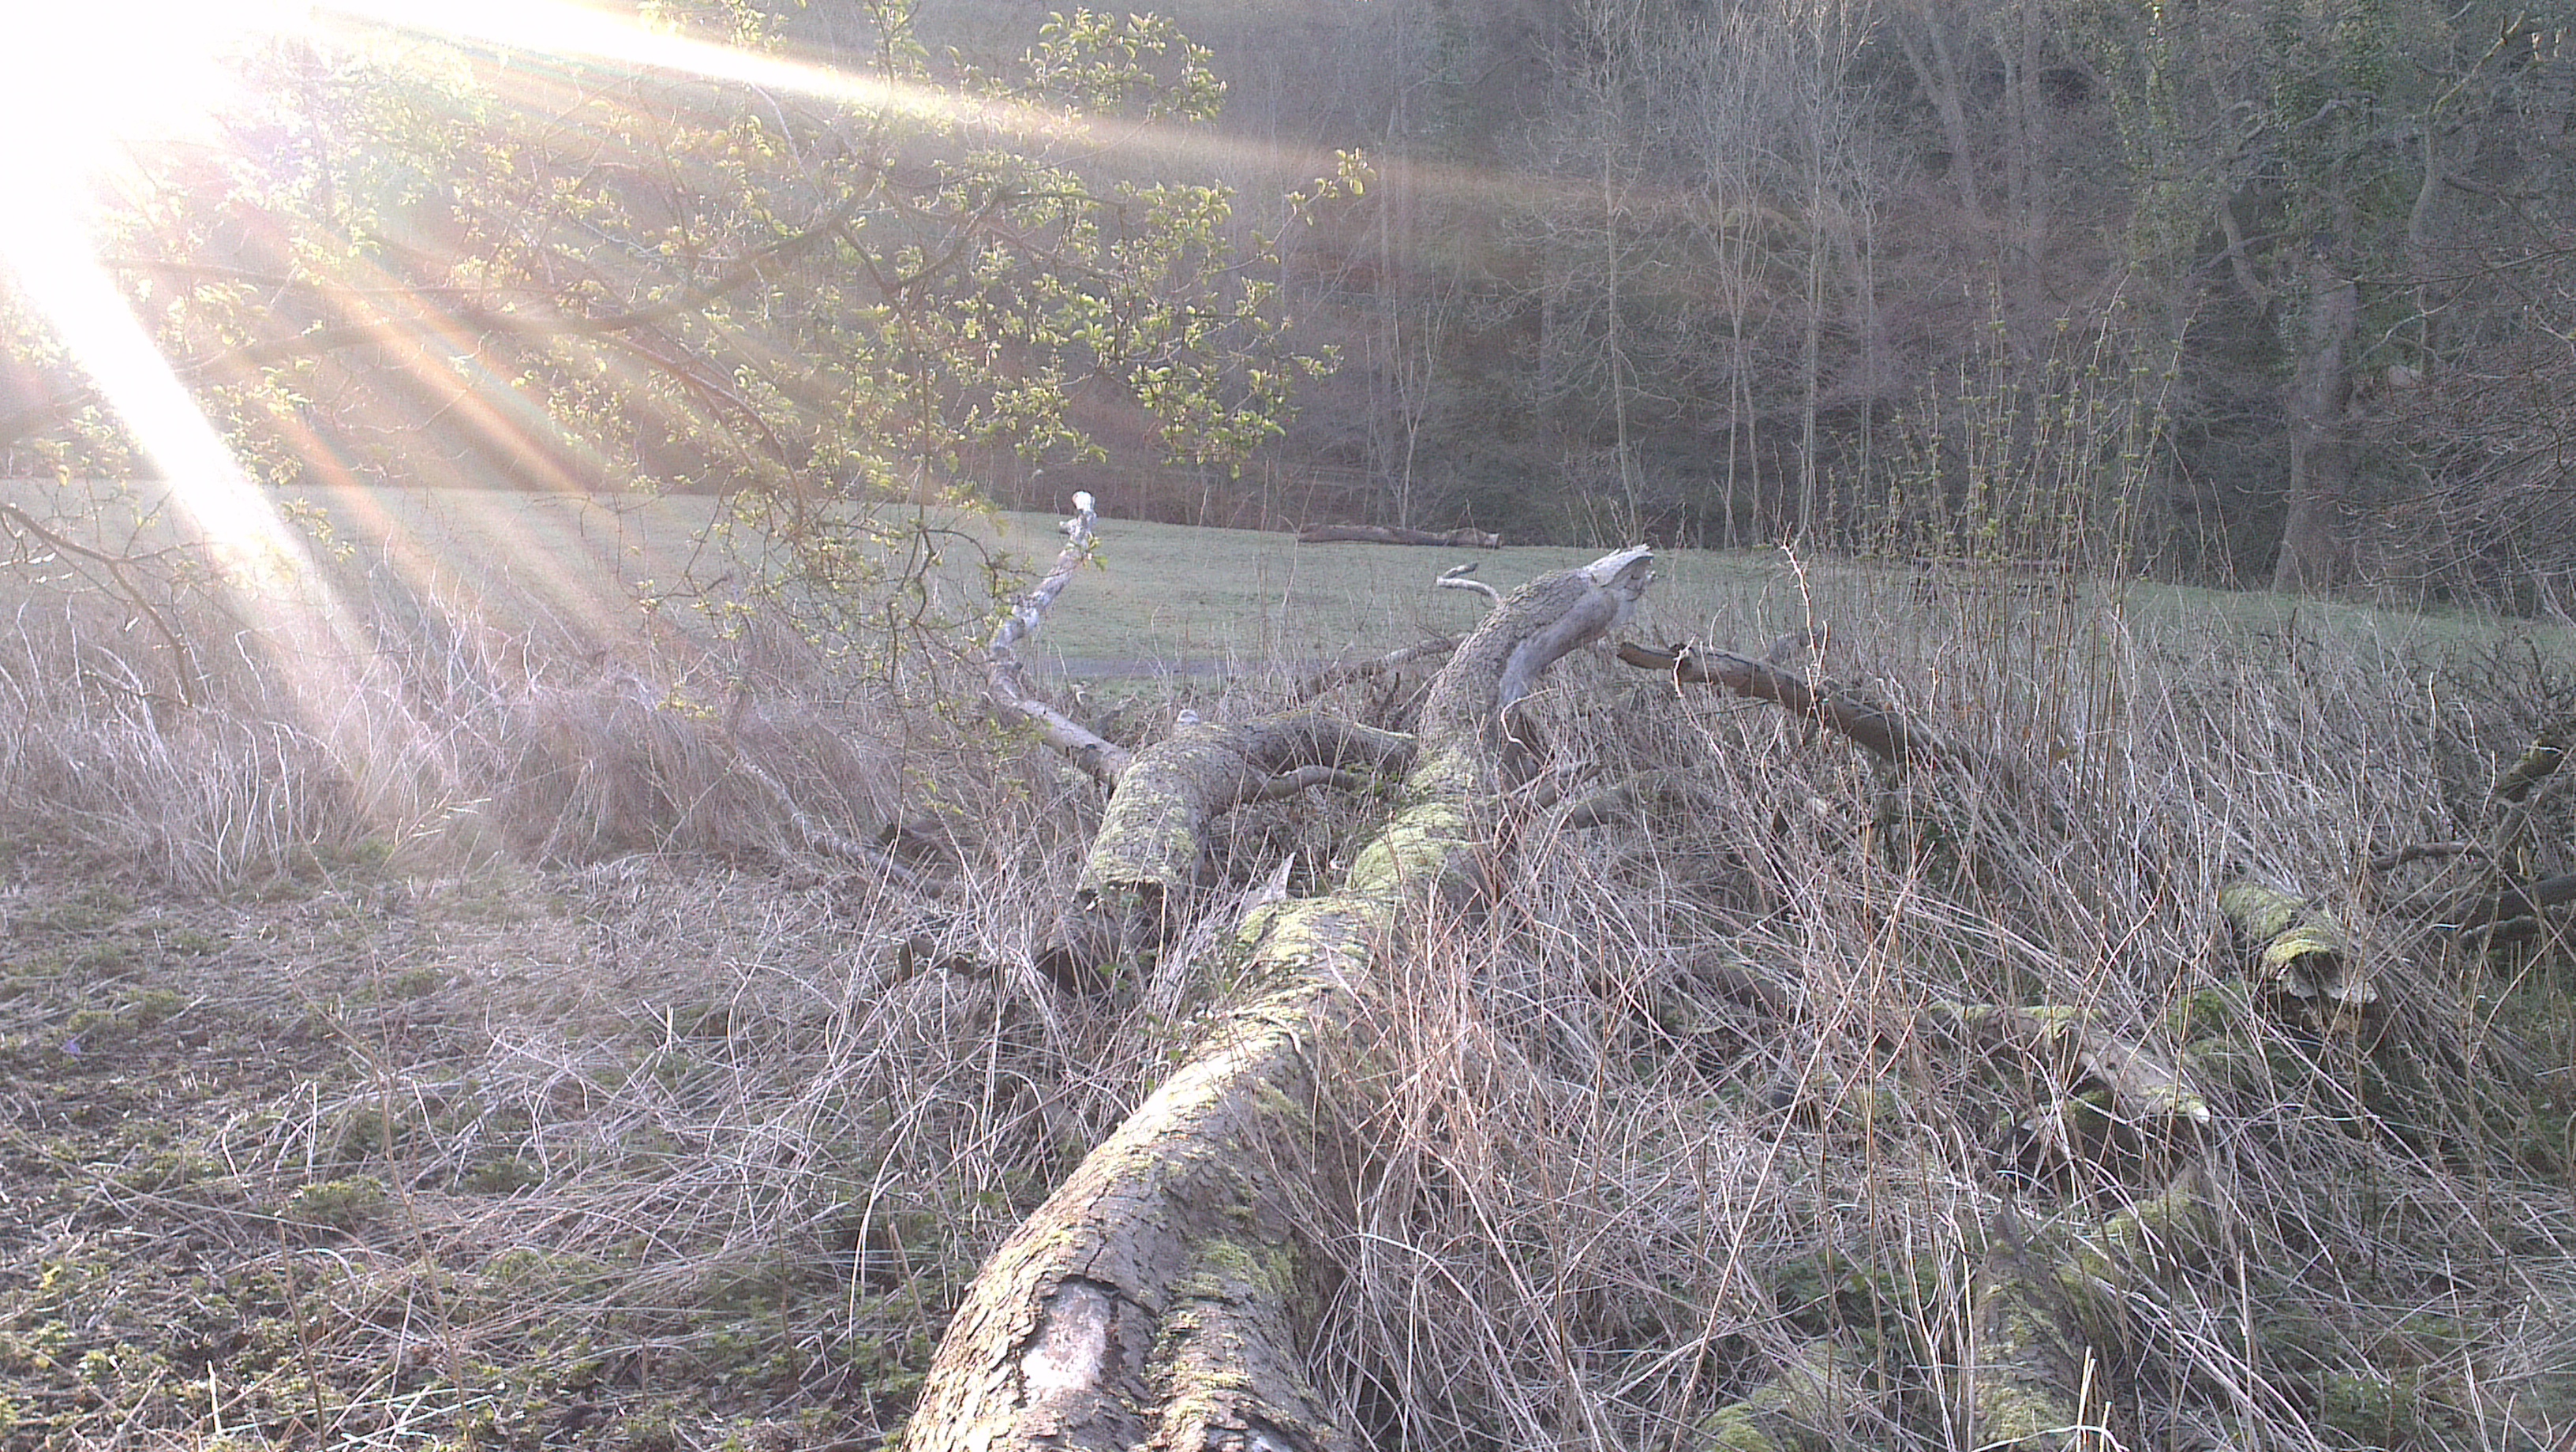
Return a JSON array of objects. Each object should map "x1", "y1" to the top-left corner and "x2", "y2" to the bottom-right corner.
[
  {"x1": 1039, "y1": 714, "x2": 1415, "y2": 991},
  {"x1": 1694, "y1": 1340, "x2": 1876, "y2": 1452},
  {"x1": 904, "y1": 548, "x2": 1657, "y2": 1452},
  {"x1": 2218, "y1": 879, "x2": 2375, "y2": 1009}
]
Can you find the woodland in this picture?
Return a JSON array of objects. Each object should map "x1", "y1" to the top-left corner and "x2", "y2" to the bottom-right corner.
[{"x1": 2, "y1": 2, "x2": 2576, "y2": 1451}]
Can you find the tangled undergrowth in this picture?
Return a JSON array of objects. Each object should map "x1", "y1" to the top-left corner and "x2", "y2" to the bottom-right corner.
[{"x1": 1, "y1": 544, "x2": 2572, "y2": 1450}]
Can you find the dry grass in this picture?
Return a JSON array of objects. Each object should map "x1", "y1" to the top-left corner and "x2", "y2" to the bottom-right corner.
[{"x1": 1, "y1": 537, "x2": 2572, "y2": 1450}]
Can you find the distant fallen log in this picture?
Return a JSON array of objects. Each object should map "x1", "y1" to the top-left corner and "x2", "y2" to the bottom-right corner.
[{"x1": 1298, "y1": 522, "x2": 1502, "y2": 548}]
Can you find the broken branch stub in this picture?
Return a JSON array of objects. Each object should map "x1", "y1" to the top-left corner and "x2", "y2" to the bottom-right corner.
[
  {"x1": 2217, "y1": 879, "x2": 2376, "y2": 1010},
  {"x1": 904, "y1": 547, "x2": 1656, "y2": 1452}
]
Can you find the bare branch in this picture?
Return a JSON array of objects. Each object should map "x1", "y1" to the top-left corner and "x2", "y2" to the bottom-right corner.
[
  {"x1": 1619, "y1": 639, "x2": 1968, "y2": 771},
  {"x1": 986, "y1": 492, "x2": 1132, "y2": 786},
  {"x1": 1293, "y1": 635, "x2": 1458, "y2": 698},
  {"x1": 1436, "y1": 562, "x2": 1503, "y2": 607}
]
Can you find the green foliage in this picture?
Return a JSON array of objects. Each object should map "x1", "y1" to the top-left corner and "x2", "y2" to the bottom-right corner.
[
  {"x1": 2, "y1": 0, "x2": 1335, "y2": 658},
  {"x1": 283, "y1": 1174, "x2": 391, "y2": 1230}
]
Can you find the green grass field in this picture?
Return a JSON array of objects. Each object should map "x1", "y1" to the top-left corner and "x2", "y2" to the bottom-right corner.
[{"x1": 29, "y1": 477, "x2": 2553, "y2": 679}]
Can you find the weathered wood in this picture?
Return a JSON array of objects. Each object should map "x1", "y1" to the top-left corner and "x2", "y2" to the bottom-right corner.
[
  {"x1": 1435, "y1": 561, "x2": 1503, "y2": 607},
  {"x1": 1690, "y1": 1340, "x2": 1876, "y2": 1452},
  {"x1": 988, "y1": 493, "x2": 1131, "y2": 786},
  {"x1": 1293, "y1": 636, "x2": 1458, "y2": 698},
  {"x1": 1932, "y1": 1001, "x2": 2211, "y2": 1127},
  {"x1": 1297, "y1": 522, "x2": 1502, "y2": 548},
  {"x1": 905, "y1": 546, "x2": 1657, "y2": 1452},
  {"x1": 2384, "y1": 716, "x2": 2574, "y2": 941},
  {"x1": 903, "y1": 977, "x2": 1358, "y2": 1452},
  {"x1": 2493, "y1": 716, "x2": 2573, "y2": 805},
  {"x1": 2217, "y1": 879, "x2": 2376, "y2": 1009},
  {"x1": 1968, "y1": 1180, "x2": 2212, "y2": 1450}
]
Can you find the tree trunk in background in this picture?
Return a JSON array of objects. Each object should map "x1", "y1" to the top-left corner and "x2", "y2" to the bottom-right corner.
[{"x1": 2273, "y1": 252, "x2": 2357, "y2": 593}]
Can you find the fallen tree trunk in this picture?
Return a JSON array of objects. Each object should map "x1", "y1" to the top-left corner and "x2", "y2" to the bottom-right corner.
[
  {"x1": 1297, "y1": 522, "x2": 1502, "y2": 549},
  {"x1": 905, "y1": 546, "x2": 1657, "y2": 1452}
]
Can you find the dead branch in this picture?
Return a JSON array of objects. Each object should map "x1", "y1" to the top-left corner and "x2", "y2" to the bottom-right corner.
[
  {"x1": 2368, "y1": 840, "x2": 2484, "y2": 871},
  {"x1": 908, "y1": 547, "x2": 1658, "y2": 1452},
  {"x1": 2494, "y1": 716, "x2": 2573, "y2": 804},
  {"x1": 1436, "y1": 562, "x2": 1503, "y2": 607},
  {"x1": 1293, "y1": 635, "x2": 1458, "y2": 698},
  {"x1": 1618, "y1": 640, "x2": 1968, "y2": 771},
  {"x1": 1930, "y1": 1001, "x2": 2211, "y2": 1126},
  {"x1": 726, "y1": 750, "x2": 945, "y2": 895},
  {"x1": 1036, "y1": 711, "x2": 1416, "y2": 992},
  {"x1": 986, "y1": 493, "x2": 1130, "y2": 785}
]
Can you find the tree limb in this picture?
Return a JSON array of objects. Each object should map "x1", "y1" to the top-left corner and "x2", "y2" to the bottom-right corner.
[
  {"x1": 986, "y1": 493, "x2": 1131, "y2": 787},
  {"x1": 1618, "y1": 640, "x2": 1968, "y2": 771}
]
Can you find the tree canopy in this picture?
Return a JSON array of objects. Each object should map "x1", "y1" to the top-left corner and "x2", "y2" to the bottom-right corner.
[{"x1": 0, "y1": 0, "x2": 1335, "y2": 652}]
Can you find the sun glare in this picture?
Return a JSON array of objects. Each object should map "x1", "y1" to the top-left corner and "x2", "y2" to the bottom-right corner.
[{"x1": 0, "y1": 0, "x2": 302, "y2": 195}]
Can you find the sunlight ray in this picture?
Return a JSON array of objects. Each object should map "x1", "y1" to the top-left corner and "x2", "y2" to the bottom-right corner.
[{"x1": 0, "y1": 205, "x2": 454, "y2": 816}]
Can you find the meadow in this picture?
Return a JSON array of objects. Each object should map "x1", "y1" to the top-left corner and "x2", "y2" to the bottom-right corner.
[{"x1": 2, "y1": 483, "x2": 2573, "y2": 1450}]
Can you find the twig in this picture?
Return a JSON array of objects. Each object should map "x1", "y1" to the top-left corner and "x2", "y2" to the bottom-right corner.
[{"x1": 0, "y1": 500, "x2": 204, "y2": 705}]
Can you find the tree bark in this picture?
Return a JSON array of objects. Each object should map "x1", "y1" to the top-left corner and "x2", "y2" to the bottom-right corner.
[
  {"x1": 1035, "y1": 713, "x2": 1417, "y2": 992},
  {"x1": 2271, "y1": 253, "x2": 2360, "y2": 593},
  {"x1": 2218, "y1": 878, "x2": 2376, "y2": 1010},
  {"x1": 904, "y1": 546, "x2": 1657, "y2": 1452}
]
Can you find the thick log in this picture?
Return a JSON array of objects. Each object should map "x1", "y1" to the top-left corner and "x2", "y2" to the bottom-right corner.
[
  {"x1": 1297, "y1": 522, "x2": 1502, "y2": 548},
  {"x1": 904, "y1": 546, "x2": 1657, "y2": 1452},
  {"x1": 1036, "y1": 713, "x2": 1417, "y2": 991},
  {"x1": 2217, "y1": 879, "x2": 2376, "y2": 1009}
]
